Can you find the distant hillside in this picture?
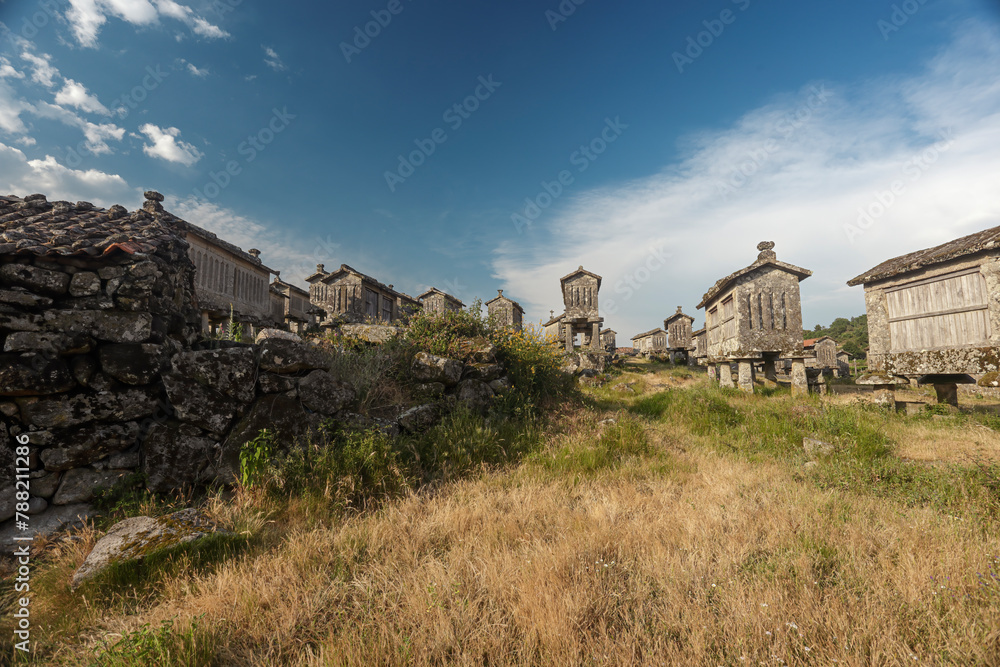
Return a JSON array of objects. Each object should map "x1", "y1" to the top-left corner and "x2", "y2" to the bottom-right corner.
[{"x1": 806, "y1": 314, "x2": 868, "y2": 358}]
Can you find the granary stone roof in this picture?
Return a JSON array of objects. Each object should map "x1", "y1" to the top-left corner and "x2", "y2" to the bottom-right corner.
[
  {"x1": 697, "y1": 241, "x2": 811, "y2": 309},
  {"x1": 802, "y1": 336, "x2": 834, "y2": 348},
  {"x1": 631, "y1": 327, "x2": 666, "y2": 341},
  {"x1": 664, "y1": 306, "x2": 694, "y2": 325},
  {"x1": 543, "y1": 312, "x2": 565, "y2": 326},
  {"x1": 313, "y1": 263, "x2": 408, "y2": 299},
  {"x1": 846, "y1": 223, "x2": 1000, "y2": 286},
  {"x1": 0, "y1": 191, "x2": 187, "y2": 259},
  {"x1": 417, "y1": 287, "x2": 464, "y2": 307},
  {"x1": 271, "y1": 277, "x2": 309, "y2": 298},
  {"x1": 485, "y1": 289, "x2": 523, "y2": 311},
  {"x1": 602, "y1": 329, "x2": 617, "y2": 335},
  {"x1": 560, "y1": 265, "x2": 602, "y2": 288},
  {"x1": 184, "y1": 220, "x2": 277, "y2": 274}
]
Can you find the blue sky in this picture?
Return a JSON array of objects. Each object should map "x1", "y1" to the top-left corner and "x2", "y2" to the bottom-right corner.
[{"x1": 1, "y1": 0, "x2": 999, "y2": 339}]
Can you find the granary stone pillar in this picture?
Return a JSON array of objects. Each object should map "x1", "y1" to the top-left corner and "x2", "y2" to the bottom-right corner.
[
  {"x1": 934, "y1": 383, "x2": 959, "y2": 407},
  {"x1": 201, "y1": 311, "x2": 210, "y2": 333},
  {"x1": 718, "y1": 362, "x2": 735, "y2": 388},
  {"x1": 736, "y1": 359, "x2": 755, "y2": 393},
  {"x1": 790, "y1": 358, "x2": 808, "y2": 397},
  {"x1": 591, "y1": 322, "x2": 602, "y2": 350},
  {"x1": 761, "y1": 357, "x2": 777, "y2": 388},
  {"x1": 708, "y1": 364, "x2": 717, "y2": 382},
  {"x1": 872, "y1": 384, "x2": 896, "y2": 406},
  {"x1": 565, "y1": 325, "x2": 574, "y2": 353}
]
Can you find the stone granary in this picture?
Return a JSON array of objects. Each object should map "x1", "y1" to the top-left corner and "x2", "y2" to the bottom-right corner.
[
  {"x1": 631, "y1": 328, "x2": 667, "y2": 355},
  {"x1": 183, "y1": 216, "x2": 279, "y2": 335},
  {"x1": 306, "y1": 263, "x2": 412, "y2": 326},
  {"x1": 664, "y1": 306, "x2": 696, "y2": 364},
  {"x1": 486, "y1": 289, "x2": 524, "y2": 330},
  {"x1": 560, "y1": 266, "x2": 604, "y2": 351},
  {"x1": 847, "y1": 223, "x2": 1000, "y2": 406},
  {"x1": 600, "y1": 329, "x2": 617, "y2": 351},
  {"x1": 543, "y1": 311, "x2": 565, "y2": 342},
  {"x1": 803, "y1": 336, "x2": 838, "y2": 372},
  {"x1": 269, "y1": 278, "x2": 312, "y2": 333},
  {"x1": 418, "y1": 287, "x2": 464, "y2": 315},
  {"x1": 396, "y1": 291, "x2": 422, "y2": 320},
  {"x1": 698, "y1": 241, "x2": 812, "y2": 394},
  {"x1": 692, "y1": 327, "x2": 707, "y2": 367}
]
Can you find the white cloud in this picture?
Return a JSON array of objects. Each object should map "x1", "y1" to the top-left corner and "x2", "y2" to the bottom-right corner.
[
  {"x1": 20, "y1": 51, "x2": 59, "y2": 88},
  {"x1": 263, "y1": 46, "x2": 285, "y2": 72},
  {"x1": 244, "y1": 74, "x2": 257, "y2": 82},
  {"x1": 32, "y1": 102, "x2": 125, "y2": 154},
  {"x1": 178, "y1": 59, "x2": 209, "y2": 78},
  {"x1": 64, "y1": 0, "x2": 229, "y2": 48},
  {"x1": 54, "y1": 79, "x2": 112, "y2": 116},
  {"x1": 139, "y1": 123, "x2": 203, "y2": 165},
  {"x1": 0, "y1": 82, "x2": 32, "y2": 137},
  {"x1": 0, "y1": 141, "x2": 136, "y2": 206},
  {"x1": 492, "y1": 22, "x2": 1000, "y2": 338},
  {"x1": 0, "y1": 58, "x2": 25, "y2": 80}
]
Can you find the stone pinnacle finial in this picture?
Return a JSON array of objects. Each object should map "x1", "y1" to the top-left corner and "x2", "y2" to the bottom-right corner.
[
  {"x1": 498, "y1": 289, "x2": 503, "y2": 297},
  {"x1": 676, "y1": 306, "x2": 683, "y2": 313},
  {"x1": 757, "y1": 240, "x2": 776, "y2": 261},
  {"x1": 142, "y1": 190, "x2": 164, "y2": 214},
  {"x1": 316, "y1": 264, "x2": 325, "y2": 273},
  {"x1": 144, "y1": 190, "x2": 165, "y2": 202},
  {"x1": 578, "y1": 265, "x2": 584, "y2": 270}
]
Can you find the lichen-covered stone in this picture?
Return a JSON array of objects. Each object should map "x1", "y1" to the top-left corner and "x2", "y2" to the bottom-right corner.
[
  {"x1": 455, "y1": 337, "x2": 498, "y2": 363},
  {"x1": 52, "y1": 467, "x2": 131, "y2": 505},
  {"x1": 3, "y1": 331, "x2": 95, "y2": 355},
  {"x1": 298, "y1": 370, "x2": 355, "y2": 415},
  {"x1": 257, "y1": 372, "x2": 298, "y2": 394},
  {"x1": 398, "y1": 404, "x2": 441, "y2": 432},
  {"x1": 0, "y1": 289, "x2": 53, "y2": 308},
  {"x1": 456, "y1": 379, "x2": 494, "y2": 409},
  {"x1": 464, "y1": 363, "x2": 503, "y2": 382},
  {"x1": 170, "y1": 347, "x2": 257, "y2": 402},
  {"x1": 0, "y1": 263, "x2": 71, "y2": 295},
  {"x1": 338, "y1": 323, "x2": 402, "y2": 344},
  {"x1": 143, "y1": 422, "x2": 217, "y2": 493},
  {"x1": 40, "y1": 422, "x2": 141, "y2": 471},
  {"x1": 162, "y1": 372, "x2": 238, "y2": 434},
  {"x1": 489, "y1": 377, "x2": 512, "y2": 394},
  {"x1": 42, "y1": 310, "x2": 152, "y2": 343},
  {"x1": 258, "y1": 338, "x2": 330, "y2": 374},
  {"x1": 17, "y1": 387, "x2": 160, "y2": 428},
  {"x1": 29, "y1": 470, "x2": 61, "y2": 498},
  {"x1": 98, "y1": 344, "x2": 167, "y2": 385},
  {"x1": 254, "y1": 328, "x2": 301, "y2": 343},
  {"x1": 411, "y1": 352, "x2": 463, "y2": 386},
  {"x1": 68, "y1": 271, "x2": 101, "y2": 297},
  {"x1": 70, "y1": 509, "x2": 228, "y2": 588},
  {"x1": 0, "y1": 353, "x2": 76, "y2": 396}
]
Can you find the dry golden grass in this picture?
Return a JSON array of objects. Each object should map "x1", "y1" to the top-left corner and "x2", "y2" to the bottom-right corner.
[{"x1": 9, "y1": 367, "x2": 1000, "y2": 666}]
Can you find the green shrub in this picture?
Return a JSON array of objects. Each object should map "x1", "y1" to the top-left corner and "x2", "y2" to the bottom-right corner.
[
  {"x1": 239, "y1": 429, "x2": 279, "y2": 488},
  {"x1": 404, "y1": 301, "x2": 490, "y2": 357},
  {"x1": 90, "y1": 615, "x2": 217, "y2": 667}
]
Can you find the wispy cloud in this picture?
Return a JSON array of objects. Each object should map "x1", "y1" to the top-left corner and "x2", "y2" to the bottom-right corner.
[
  {"x1": 63, "y1": 0, "x2": 229, "y2": 48},
  {"x1": 178, "y1": 59, "x2": 210, "y2": 78},
  {"x1": 0, "y1": 141, "x2": 136, "y2": 206},
  {"x1": 139, "y1": 123, "x2": 203, "y2": 165},
  {"x1": 263, "y1": 46, "x2": 285, "y2": 72},
  {"x1": 492, "y1": 22, "x2": 1000, "y2": 337}
]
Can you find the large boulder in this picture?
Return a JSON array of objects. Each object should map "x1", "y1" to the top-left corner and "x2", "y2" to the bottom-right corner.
[
  {"x1": 162, "y1": 372, "x2": 239, "y2": 434},
  {"x1": 98, "y1": 344, "x2": 168, "y2": 385},
  {"x1": 217, "y1": 394, "x2": 319, "y2": 484},
  {"x1": 455, "y1": 337, "x2": 498, "y2": 363},
  {"x1": 339, "y1": 324, "x2": 402, "y2": 345},
  {"x1": 170, "y1": 347, "x2": 257, "y2": 403},
  {"x1": 463, "y1": 363, "x2": 503, "y2": 382},
  {"x1": 40, "y1": 421, "x2": 141, "y2": 471},
  {"x1": 52, "y1": 467, "x2": 132, "y2": 505},
  {"x1": 254, "y1": 328, "x2": 301, "y2": 344},
  {"x1": 258, "y1": 338, "x2": 330, "y2": 374},
  {"x1": 16, "y1": 387, "x2": 160, "y2": 429},
  {"x1": 257, "y1": 372, "x2": 298, "y2": 394},
  {"x1": 411, "y1": 352, "x2": 463, "y2": 386},
  {"x1": 398, "y1": 404, "x2": 441, "y2": 432},
  {"x1": 70, "y1": 509, "x2": 229, "y2": 589},
  {"x1": 456, "y1": 379, "x2": 494, "y2": 410},
  {"x1": 143, "y1": 422, "x2": 217, "y2": 493},
  {"x1": 298, "y1": 370, "x2": 356, "y2": 415},
  {"x1": 0, "y1": 353, "x2": 76, "y2": 396}
]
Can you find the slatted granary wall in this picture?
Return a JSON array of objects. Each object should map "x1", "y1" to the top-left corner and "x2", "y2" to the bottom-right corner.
[{"x1": 885, "y1": 267, "x2": 990, "y2": 352}]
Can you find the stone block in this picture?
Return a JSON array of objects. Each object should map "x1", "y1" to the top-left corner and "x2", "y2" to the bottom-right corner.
[
  {"x1": 40, "y1": 421, "x2": 141, "y2": 471},
  {"x1": 298, "y1": 370, "x2": 356, "y2": 415},
  {"x1": 0, "y1": 353, "x2": 76, "y2": 396},
  {"x1": 0, "y1": 263, "x2": 71, "y2": 295},
  {"x1": 170, "y1": 347, "x2": 257, "y2": 402}
]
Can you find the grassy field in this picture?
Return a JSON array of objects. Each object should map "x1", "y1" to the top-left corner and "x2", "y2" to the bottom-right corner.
[{"x1": 4, "y1": 359, "x2": 1000, "y2": 666}]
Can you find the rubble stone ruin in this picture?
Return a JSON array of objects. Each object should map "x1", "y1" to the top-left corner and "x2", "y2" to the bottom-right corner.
[
  {"x1": 664, "y1": 306, "x2": 695, "y2": 364},
  {"x1": 698, "y1": 241, "x2": 812, "y2": 394},
  {"x1": 560, "y1": 266, "x2": 603, "y2": 352},
  {"x1": 848, "y1": 222, "x2": 1000, "y2": 407}
]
